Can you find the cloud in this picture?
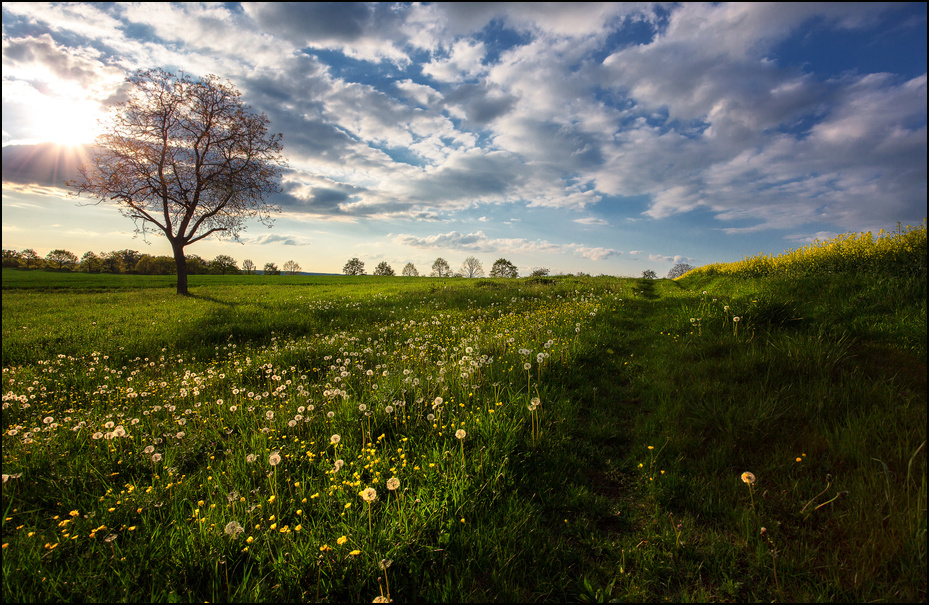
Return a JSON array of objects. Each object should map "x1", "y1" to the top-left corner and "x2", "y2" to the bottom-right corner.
[
  {"x1": 248, "y1": 233, "x2": 313, "y2": 247},
  {"x1": 392, "y1": 230, "x2": 621, "y2": 260},
  {"x1": 648, "y1": 253, "x2": 694, "y2": 265},
  {"x1": 573, "y1": 217, "x2": 608, "y2": 226}
]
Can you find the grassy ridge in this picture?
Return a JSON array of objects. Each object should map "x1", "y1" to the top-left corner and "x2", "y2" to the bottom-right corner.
[{"x1": 1, "y1": 249, "x2": 926, "y2": 601}]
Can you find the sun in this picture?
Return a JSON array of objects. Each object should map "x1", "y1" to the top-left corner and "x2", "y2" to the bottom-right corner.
[{"x1": 33, "y1": 98, "x2": 103, "y2": 147}]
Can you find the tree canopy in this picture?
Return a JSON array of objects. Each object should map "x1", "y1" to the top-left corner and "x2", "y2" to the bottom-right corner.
[
  {"x1": 343, "y1": 257, "x2": 365, "y2": 275},
  {"x1": 667, "y1": 263, "x2": 695, "y2": 279},
  {"x1": 490, "y1": 258, "x2": 519, "y2": 278},
  {"x1": 68, "y1": 68, "x2": 285, "y2": 295},
  {"x1": 431, "y1": 257, "x2": 452, "y2": 277},
  {"x1": 401, "y1": 262, "x2": 419, "y2": 277},
  {"x1": 374, "y1": 261, "x2": 395, "y2": 276}
]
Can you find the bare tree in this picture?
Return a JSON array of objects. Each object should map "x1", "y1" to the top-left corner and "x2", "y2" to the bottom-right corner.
[
  {"x1": 460, "y1": 256, "x2": 484, "y2": 278},
  {"x1": 242, "y1": 259, "x2": 257, "y2": 274},
  {"x1": 283, "y1": 260, "x2": 301, "y2": 275},
  {"x1": 68, "y1": 69, "x2": 286, "y2": 295}
]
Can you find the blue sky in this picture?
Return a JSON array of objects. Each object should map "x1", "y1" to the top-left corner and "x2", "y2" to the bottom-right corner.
[{"x1": 2, "y1": 2, "x2": 926, "y2": 276}]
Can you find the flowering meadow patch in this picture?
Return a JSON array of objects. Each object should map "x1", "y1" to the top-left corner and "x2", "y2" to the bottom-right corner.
[{"x1": 1, "y1": 276, "x2": 619, "y2": 601}]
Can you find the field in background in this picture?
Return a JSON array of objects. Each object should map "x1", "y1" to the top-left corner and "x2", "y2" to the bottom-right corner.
[{"x1": 2, "y1": 226, "x2": 926, "y2": 602}]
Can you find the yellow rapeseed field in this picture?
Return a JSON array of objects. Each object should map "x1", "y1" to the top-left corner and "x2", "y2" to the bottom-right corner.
[{"x1": 686, "y1": 220, "x2": 927, "y2": 279}]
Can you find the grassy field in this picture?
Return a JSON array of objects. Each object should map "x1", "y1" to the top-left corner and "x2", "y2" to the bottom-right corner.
[{"x1": 2, "y1": 229, "x2": 926, "y2": 602}]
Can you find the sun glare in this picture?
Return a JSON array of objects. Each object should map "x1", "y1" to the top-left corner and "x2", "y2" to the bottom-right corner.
[{"x1": 34, "y1": 99, "x2": 103, "y2": 147}]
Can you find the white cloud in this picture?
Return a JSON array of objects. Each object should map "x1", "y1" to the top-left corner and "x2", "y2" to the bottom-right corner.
[{"x1": 392, "y1": 230, "x2": 621, "y2": 261}]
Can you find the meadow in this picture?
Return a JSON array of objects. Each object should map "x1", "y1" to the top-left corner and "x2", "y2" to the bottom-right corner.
[{"x1": 2, "y1": 225, "x2": 926, "y2": 602}]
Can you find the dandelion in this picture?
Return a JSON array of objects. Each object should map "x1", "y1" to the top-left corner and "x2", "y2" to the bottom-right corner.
[
  {"x1": 337, "y1": 535, "x2": 348, "y2": 545},
  {"x1": 143, "y1": 445, "x2": 155, "y2": 455},
  {"x1": 269, "y1": 452, "x2": 282, "y2": 466},
  {"x1": 386, "y1": 477, "x2": 400, "y2": 491},
  {"x1": 330, "y1": 434, "x2": 341, "y2": 445},
  {"x1": 151, "y1": 453, "x2": 162, "y2": 463},
  {"x1": 246, "y1": 453, "x2": 257, "y2": 463},
  {"x1": 224, "y1": 521, "x2": 244, "y2": 537},
  {"x1": 455, "y1": 429, "x2": 466, "y2": 440},
  {"x1": 333, "y1": 459, "x2": 345, "y2": 471},
  {"x1": 742, "y1": 472, "x2": 757, "y2": 511},
  {"x1": 360, "y1": 487, "x2": 377, "y2": 533}
]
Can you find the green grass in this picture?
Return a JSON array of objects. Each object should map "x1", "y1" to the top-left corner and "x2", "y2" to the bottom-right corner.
[{"x1": 2, "y1": 267, "x2": 925, "y2": 602}]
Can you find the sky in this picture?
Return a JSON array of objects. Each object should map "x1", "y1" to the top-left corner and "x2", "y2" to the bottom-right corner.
[{"x1": 2, "y1": 2, "x2": 926, "y2": 277}]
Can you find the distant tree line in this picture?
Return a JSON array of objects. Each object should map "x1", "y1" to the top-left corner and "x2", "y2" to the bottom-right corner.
[
  {"x1": 342, "y1": 256, "x2": 531, "y2": 279},
  {"x1": 2, "y1": 249, "x2": 301, "y2": 276}
]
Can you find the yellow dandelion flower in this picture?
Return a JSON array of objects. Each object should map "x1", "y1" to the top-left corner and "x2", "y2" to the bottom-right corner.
[{"x1": 337, "y1": 535, "x2": 348, "y2": 545}]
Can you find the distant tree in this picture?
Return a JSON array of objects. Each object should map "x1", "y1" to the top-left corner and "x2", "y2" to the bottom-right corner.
[
  {"x1": 110, "y1": 249, "x2": 143, "y2": 273},
  {"x1": 460, "y1": 256, "x2": 484, "y2": 278},
  {"x1": 79, "y1": 251, "x2": 101, "y2": 273},
  {"x1": 67, "y1": 69, "x2": 286, "y2": 295},
  {"x1": 20, "y1": 249, "x2": 42, "y2": 269},
  {"x1": 530, "y1": 267, "x2": 550, "y2": 277},
  {"x1": 343, "y1": 257, "x2": 365, "y2": 275},
  {"x1": 242, "y1": 259, "x2": 257, "y2": 275},
  {"x1": 211, "y1": 254, "x2": 239, "y2": 275},
  {"x1": 431, "y1": 257, "x2": 452, "y2": 277},
  {"x1": 98, "y1": 251, "x2": 121, "y2": 273},
  {"x1": 136, "y1": 254, "x2": 175, "y2": 275},
  {"x1": 45, "y1": 249, "x2": 78, "y2": 271},
  {"x1": 2, "y1": 249, "x2": 22, "y2": 268},
  {"x1": 401, "y1": 262, "x2": 419, "y2": 277},
  {"x1": 490, "y1": 258, "x2": 518, "y2": 278},
  {"x1": 667, "y1": 263, "x2": 694, "y2": 279},
  {"x1": 263, "y1": 262, "x2": 281, "y2": 275},
  {"x1": 186, "y1": 254, "x2": 209, "y2": 275},
  {"x1": 374, "y1": 261, "x2": 395, "y2": 276},
  {"x1": 283, "y1": 260, "x2": 301, "y2": 275},
  {"x1": 642, "y1": 269, "x2": 658, "y2": 279}
]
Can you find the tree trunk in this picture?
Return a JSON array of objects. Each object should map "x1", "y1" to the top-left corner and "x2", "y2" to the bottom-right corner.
[{"x1": 171, "y1": 241, "x2": 189, "y2": 295}]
